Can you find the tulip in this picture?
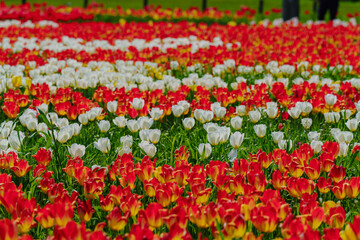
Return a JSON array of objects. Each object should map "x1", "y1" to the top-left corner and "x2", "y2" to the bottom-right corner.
[
  {"x1": 248, "y1": 110, "x2": 261, "y2": 123},
  {"x1": 138, "y1": 117, "x2": 153, "y2": 130},
  {"x1": 107, "y1": 101, "x2": 118, "y2": 113},
  {"x1": 57, "y1": 128, "x2": 72, "y2": 143},
  {"x1": 310, "y1": 140, "x2": 323, "y2": 154},
  {"x1": 139, "y1": 141, "x2": 157, "y2": 158},
  {"x1": 339, "y1": 142, "x2": 349, "y2": 157},
  {"x1": 172, "y1": 105, "x2": 184, "y2": 117},
  {"x1": 278, "y1": 140, "x2": 293, "y2": 150},
  {"x1": 198, "y1": 143, "x2": 212, "y2": 159},
  {"x1": 341, "y1": 216, "x2": 360, "y2": 240},
  {"x1": 148, "y1": 129, "x2": 161, "y2": 144},
  {"x1": 97, "y1": 120, "x2": 110, "y2": 133},
  {"x1": 288, "y1": 107, "x2": 301, "y2": 119},
  {"x1": 8, "y1": 131, "x2": 24, "y2": 151},
  {"x1": 325, "y1": 94, "x2": 337, "y2": 106},
  {"x1": 94, "y1": 138, "x2": 111, "y2": 153},
  {"x1": 301, "y1": 118, "x2": 312, "y2": 129},
  {"x1": 149, "y1": 107, "x2": 163, "y2": 120},
  {"x1": 182, "y1": 117, "x2": 195, "y2": 130},
  {"x1": 130, "y1": 98, "x2": 144, "y2": 110},
  {"x1": 126, "y1": 120, "x2": 140, "y2": 133},
  {"x1": 68, "y1": 144, "x2": 86, "y2": 158},
  {"x1": 120, "y1": 135, "x2": 133, "y2": 148},
  {"x1": 230, "y1": 132, "x2": 244, "y2": 149},
  {"x1": 230, "y1": 116, "x2": 243, "y2": 130},
  {"x1": 11, "y1": 159, "x2": 31, "y2": 177},
  {"x1": 308, "y1": 131, "x2": 320, "y2": 142},
  {"x1": 78, "y1": 113, "x2": 89, "y2": 125},
  {"x1": 266, "y1": 107, "x2": 278, "y2": 119},
  {"x1": 107, "y1": 207, "x2": 129, "y2": 231},
  {"x1": 271, "y1": 131, "x2": 284, "y2": 144},
  {"x1": 113, "y1": 116, "x2": 127, "y2": 128},
  {"x1": 207, "y1": 132, "x2": 221, "y2": 146},
  {"x1": 0, "y1": 139, "x2": 8, "y2": 151},
  {"x1": 254, "y1": 124, "x2": 266, "y2": 138},
  {"x1": 78, "y1": 200, "x2": 94, "y2": 223},
  {"x1": 346, "y1": 119, "x2": 359, "y2": 132},
  {"x1": 236, "y1": 105, "x2": 246, "y2": 116},
  {"x1": 33, "y1": 148, "x2": 52, "y2": 166}
]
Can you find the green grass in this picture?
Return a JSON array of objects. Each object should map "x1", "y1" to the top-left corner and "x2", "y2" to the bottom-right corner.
[{"x1": 3, "y1": 0, "x2": 360, "y2": 20}]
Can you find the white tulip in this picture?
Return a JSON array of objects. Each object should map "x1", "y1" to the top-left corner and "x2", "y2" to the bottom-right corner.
[
  {"x1": 98, "y1": 120, "x2": 110, "y2": 133},
  {"x1": 78, "y1": 113, "x2": 89, "y2": 125},
  {"x1": 27, "y1": 117, "x2": 38, "y2": 132},
  {"x1": 149, "y1": 108, "x2": 163, "y2": 121},
  {"x1": 198, "y1": 143, "x2": 212, "y2": 159},
  {"x1": 113, "y1": 116, "x2": 127, "y2": 128},
  {"x1": 148, "y1": 129, "x2": 161, "y2": 144},
  {"x1": 266, "y1": 107, "x2": 278, "y2": 119},
  {"x1": 182, "y1": 118, "x2": 195, "y2": 130},
  {"x1": 301, "y1": 118, "x2": 312, "y2": 129},
  {"x1": 107, "y1": 101, "x2": 118, "y2": 113},
  {"x1": 138, "y1": 117, "x2": 153, "y2": 130},
  {"x1": 325, "y1": 94, "x2": 337, "y2": 106},
  {"x1": 308, "y1": 131, "x2": 321, "y2": 142},
  {"x1": 346, "y1": 119, "x2": 359, "y2": 131},
  {"x1": 118, "y1": 146, "x2": 132, "y2": 156},
  {"x1": 120, "y1": 135, "x2": 133, "y2": 148},
  {"x1": 127, "y1": 120, "x2": 140, "y2": 133},
  {"x1": 130, "y1": 98, "x2": 145, "y2": 110},
  {"x1": 47, "y1": 112, "x2": 58, "y2": 124},
  {"x1": 230, "y1": 116, "x2": 243, "y2": 130},
  {"x1": 230, "y1": 132, "x2": 244, "y2": 149},
  {"x1": 0, "y1": 139, "x2": 8, "y2": 151},
  {"x1": 37, "y1": 123, "x2": 49, "y2": 134},
  {"x1": 341, "y1": 109, "x2": 352, "y2": 120},
  {"x1": 248, "y1": 110, "x2": 261, "y2": 123},
  {"x1": 8, "y1": 131, "x2": 24, "y2": 151},
  {"x1": 295, "y1": 102, "x2": 313, "y2": 116},
  {"x1": 288, "y1": 107, "x2": 301, "y2": 119},
  {"x1": 57, "y1": 128, "x2": 72, "y2": 143},
  {"x1": 310, "y1": 140, "x2": 323, "y2": 154},
  {"x1": 139, "y1": 141, "x2": 157, "y2": 158},
  {"x1": 254, "y1": 124, "x2": 267, "y2": 138},
  {"x1": 213, "y1": 106, "x2": 226, "y2": 119},
  {"x1": 278, "y1": 140, "x2": 293, "y2": 150},
  {"x1": 94, "y1": 138, "x2": 111, "y2": 153},
  {"x1": 177, "y1": 101, "x2": 190, "y2": 112},
  {"x1": 68, "y1": 143, "x2": 86, "y2": 158},
  {"x1": 271, "y1": 131, "x2": 284, "y2": 144},
  {"x1": 207, "y1": 132, "x2": 221, "y2": 146},
  {"x1": 56, "y1": 118, "x2": 69, "y2": 129},
  {"x1": 71, "y1": 123, "x2": 82, "y2": 136},
  {"x1": 36, "y1": 103, "x2": 49, "y2": 115},
  {"x1": 172, "y1": 105, "x2": 184, "y2": 117},
  {"x1": 339, "y1": 142, "x2": 349, "y2": 157},
  {"x1": 236, "y1": 105, "x2": 246, "y2": 116}
]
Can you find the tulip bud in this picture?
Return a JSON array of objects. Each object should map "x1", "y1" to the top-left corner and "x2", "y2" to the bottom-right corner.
[
  {"x1": 113, "y1": 116, "x2": 127, "y2": 128},
  {"x1": 288, "y1": 107, "x2": 301, "y2": 119},
  {"x1": 310, "y1": 140, "x2": 323, "y2": 154},
  {"x1": 120, "y1": 135, "x2": 133, "y2": 148},
  {"x1": 126, "y1": 120, "x2": 139, "y2": 133},
  {"x1": 107, "y1": 101, "x2": 118, "y2": 113},
  {"x1": 248, "y1": 110, "x2": 261, "y2": 123},
  {"x1": 139, "y1": 141, "x2": 157, "y2": 158},
  {"x1": 346, "y1": 119, "x2": 359, "y2": 132},
  {"x1": 130, "y1": 98, "x2": 145, "y2": 110},
  {"x1": 198, "y1": 143, "x2": 212, "y2": 159},
  {"x1": 149, "y1": 108, "x2": 163, "y2": 121},
  {"x1": 182, "y1": 117, "x2": 195, "y2": 130},
  {"x1": 236, "y1": 105, "x2": 246, "y2": 116},
  {"x1": 325, "y1": 94, "x2": 337, "y2": 106},
  {"x1": 308, "y1": 131, "x2": 320, "y2": 142},
  {"x1": 230, "y1": 132, "x2": 245, "y2": 149},
  {"x1": 172, "y1": 105, "x2": 184, "y2": 117},
  {"x1": 207, "y1": 132, "x2": 221, "y2": 146},
  {"x1": 97, "y1": 120, "x2": 110, "y2": 133},
  {"x1": 271, "y1": 131, "x2": 284, "y2": 144},
  {"x1": 230, "y1": 116, "x2": 243, "y2": 130},
  {"x1": 254, "y1": 124, "x2": 266, "y2": 138},
  {"x1": 266, "y1": 107, "x2": 278, "y2": 119},
  {"x1": 301, "y1": 118, "x2": 312, "y2": 129},
  {"x1": 78, "y1": 113, "x2": 89, "y2": 125},
  {"x1": 138, "y1": 117, "x2": 153, "y2": 130},
  {"x1": 94, "y1": 138, "x2": 111, "y2": 153},
  {"x1": 339, "y1": 142, "x2": 349, "y2": 157},
  {"x1": 68, "y1": 143, "x2": 86, "y2": 158}
]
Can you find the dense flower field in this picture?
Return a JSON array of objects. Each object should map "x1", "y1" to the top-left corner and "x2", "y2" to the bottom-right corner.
[{"x1": 1, "y1": 5, "x2": 360, "y2": 240}]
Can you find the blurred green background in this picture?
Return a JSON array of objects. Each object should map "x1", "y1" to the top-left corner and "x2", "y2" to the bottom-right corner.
[{"x1": 3, "y1": 0, "x2": 360, "y2": 19}]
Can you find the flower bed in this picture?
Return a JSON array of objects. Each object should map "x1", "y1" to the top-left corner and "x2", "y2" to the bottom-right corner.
[{"x1": 0, "y1": 13, "x2": 359, "y2": 240}]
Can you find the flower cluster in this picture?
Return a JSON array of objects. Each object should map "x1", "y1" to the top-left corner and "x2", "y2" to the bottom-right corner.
[{"x1": 0, "y1": 5, "x2": 360, "y2": 239}]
